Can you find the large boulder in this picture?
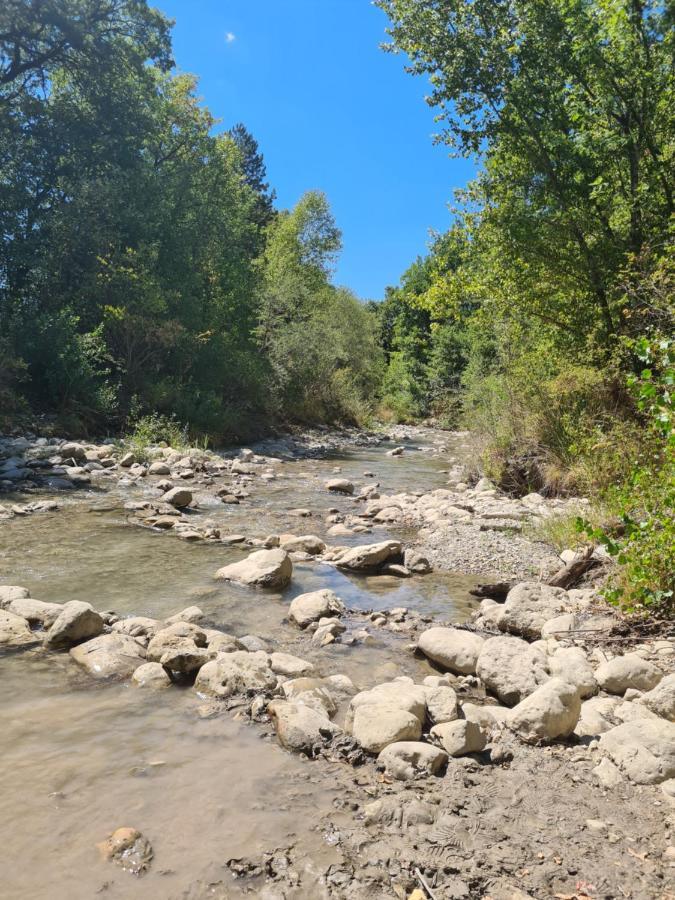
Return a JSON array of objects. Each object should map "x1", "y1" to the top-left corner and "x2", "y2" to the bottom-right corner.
[
  {"x1": 132, "y1": 662, "x2": 172, "y2": 688},
  {"x1": 146, "y1": 622, "x2": 209, "y2": 674},
  {"x1": 417, "y1": 627, "x2": 485, "y2": 675},
  {"x1": 499, "y1": 582, "x2": 570, "y2": 639},
  {"x1": 325, "y1": 479, "x2": 354, "y2": 495},
  {"x1": 424, "y1": 685, "x2": 459, "y2": 724},
  {"x1": 70, "y1": 633, "x2": 146, "y2": 678},
  {"x1": 44, "y1": 601, "x2": 104, "y2": 648},
  {"x1": 575, "y1": 697, "x2": 621, "y2": 738},
  {"x1": 288, "y1": 589, "x2": 344, "y2": 628},
  {"x1": 548, "y1": 647, "x2": 597, "y2": 699},
  {"x1": 215, "y1": 549, "x2": 292, "y2": 589},
  {"x1": 346, "y1": 680, "x2": 427, "y2": 730},
  {"x1": 0, "y1": 609, "x2": 40, "y2": 648},
  {"x1": 280, "y1": 677, "x2": 338, "y2": 716},
  {"x1": 430, "y1": 719, "x2": 488, "y2": 756},
  {"x1": 5, "y1": 597, "x2": 63, "y2": 629},
  {"x1": 509, "y1": 678, "x2": 581, "y2": 743},
  {"x1": 160, "y1": 487, "x2": 192, "y2": 508},
  {"x1": 350, "y1": 704, "x2": 422, "y2": 753},
  {"x1": 268, "y1": 700, "x2": 339, "y2": 754},
  {"x1": 268, "y1": 651, "x2": 314, "y2": 677},
  {"x1": 595, "y1": 653, "x2": 663, "y2": 695},
  {"x1": 377, "y1": 742, "x2": 447, "y2": 780},
  {"x1": 334, "y1": 540, "x2": 403, "y2": 572},
  {"x1": 0, "y1": 585, "x2": 31, "y2": 606},
  {"x1": 640, "y1": 674, "x2": 675, "y2": 721},
  {"x1": 279, "y1": 535, "x2": 326, "y2": 556},
  {"x1": 599, "y1": 719, "x2": 675, "y2": 784},
  {"x1": 194, "y1": 650, "x2": 276, "y2": 698},
  {"x1": 476, "y1": 635, "x2": 550, "y2": 706}
]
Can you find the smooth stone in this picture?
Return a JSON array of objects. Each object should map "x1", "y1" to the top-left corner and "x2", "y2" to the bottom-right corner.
[
  {"x1": 430, "y1": 719, "x2": 488, "y2": 756},
  {"x1": 377, "y1": 741, "x2": 447, "y2": 780},
  {"x1": 44, "y1": 601, "x2": 104, "y2": 648},
  {"x1": 417, "y1": 626, "x2": 485, "y2": 675},
  {"x1": 509, "y1": 678, "x2": 581, "y2": 743},
  {"x1": 70, "y1": 633, "x2": 146, "y2": 678},
  {"x1": 215, "y1": 548, "x2": 292, "y2": 589}
]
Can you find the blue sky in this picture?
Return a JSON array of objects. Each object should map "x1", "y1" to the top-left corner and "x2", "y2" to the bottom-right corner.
[{"x1": 157, "y1": 0, "x2": 476, "y2": 300}]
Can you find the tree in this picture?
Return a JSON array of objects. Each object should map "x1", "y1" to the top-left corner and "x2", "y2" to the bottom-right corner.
[{"x1": 228, "y1": 122, "x2": 276, "y2": 230}]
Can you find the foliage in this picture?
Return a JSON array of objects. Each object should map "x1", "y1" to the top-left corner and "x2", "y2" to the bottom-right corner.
[{"x1": 0, "y1": 1, "x2": 382, "y2": 440}]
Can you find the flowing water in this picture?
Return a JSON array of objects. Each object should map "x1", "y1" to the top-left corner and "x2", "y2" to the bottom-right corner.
[{"x1": 0, "y1": 429, "x2": 480, "y2": 899}]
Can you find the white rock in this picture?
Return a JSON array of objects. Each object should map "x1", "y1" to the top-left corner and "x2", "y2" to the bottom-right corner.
[
  {"x1": 268, "y1": 651, "x2": 313, "y2": 677},
  {"x1": 194, "y1": 650, "x2": 276, "y2": 698},
  {"x1": 160, "y1": 487, "x2": 192, "y2": 508},
  {"x1": 350, "y1": 703, "x2": 422, "y2": 753},
  {"x1": 599, "y1": 719, "x2": 675, "y2": 784},
  {"x1": 417, "y1": 627, "x2": 485, "y2": 675},
  {"x1": 549, "y1": 647, "x2": 597, "y2": 699},
  {"x1": 0, "y1": 609, "x2": 40, "y2": 647},
  {"x1": 595, "y1": 653, "x2": 662, "y2": 695},
  {"x1": 334, "y1": 540, "x2": 403, "y2": 572},
  {"x1": 424, "y1": 685, "x2": 459, "y2": 724},
  {"x1": 288, "y1": 589, "x2": 344, "y2": 628},
  {"x1": 325, "y1": 479, "x2": 354, "y2": 494},
  {"x1": 541, "y1": 614, "x2": 576, "y2": 638},
  {"x1": 70, "y1": 633, "x2": 146, "y2": 678},
  {"x1": 44, "y1": 601, "x2": 104, "y2": 648},
  {"x1": 280, "y1": 677, "x2": 337, "y2": 716},
  {"x1": 430, "y1": 719, "x2": 488, "y2": 756},
  {"x1": 377, "y1": 741, "x2": 447, "y2": 780},
  {"x1": 346, "y1": 681, "x2": 427, "y2": 729},
  {"x1": 215, "y1": 548, "x2": 292, "y2": 589},
  {"x1": 0, "y1": 585, "x2": 31, "y2": 606},
  {"x1": 165, "y1": 606, "x2": 204, "y2": 625},
  {"x1": 575, "y1": 697, "x2": 620, "y2": 738},
  {"x1": 499, "y1": 582, "x2": 570, "y2": 640},
  {"x1": 268, "y1": 700, "x2": 338, "y2": 753},
  {"x1": 476, "y1": 635, "x2": 549, "y2": 706},
  {"x1": 509, "y1": 678, "x2": 581, "y2": 743},
  {"x1": 640, "y1": 674, "x2": 675, "y2": 721},
  {"x1": 5, "y1": 597, "x2": 63, "y2": 628},
  {"x1": 132, "y1": 662, "x2": 172, "y2": 688}
]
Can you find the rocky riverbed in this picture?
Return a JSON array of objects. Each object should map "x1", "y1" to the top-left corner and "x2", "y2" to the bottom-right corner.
[{"x1": 1, "y1": 425, "x2": 673, "y2": 899}]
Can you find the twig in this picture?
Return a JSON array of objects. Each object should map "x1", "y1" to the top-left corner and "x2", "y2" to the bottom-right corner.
[{"x1": 415, "y1": 867, "x2": 439, "y2": 900}]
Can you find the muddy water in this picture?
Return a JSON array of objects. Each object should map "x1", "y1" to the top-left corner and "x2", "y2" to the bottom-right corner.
[{"x1": 0, "y1": 430, "x2": 479, "y2": 899}]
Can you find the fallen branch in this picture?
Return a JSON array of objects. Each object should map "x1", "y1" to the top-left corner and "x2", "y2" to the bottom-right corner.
[
  {"x1": 546, "y1": 546, "x2": 598, "y2": 590},
  {"x1": 414, "y1": 867, "x2": 439, "y2": 900}
]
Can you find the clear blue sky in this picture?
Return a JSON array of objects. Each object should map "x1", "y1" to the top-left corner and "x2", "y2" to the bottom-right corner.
[{"x1": 156, "y1": 0, "x2": 475, "y2": 300}]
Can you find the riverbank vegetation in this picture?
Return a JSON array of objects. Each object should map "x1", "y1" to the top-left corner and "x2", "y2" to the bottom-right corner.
[
  {"x1": 375, "y1": 0, "x2": 674, "y2": 614},
  {"x1": 0, "y1": 0, "x2": 382, "y2": 441}
]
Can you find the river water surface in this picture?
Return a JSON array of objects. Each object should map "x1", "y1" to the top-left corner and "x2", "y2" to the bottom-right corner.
[{"x1": 0, "y1": 430, "x2": 480, "y2": 899}]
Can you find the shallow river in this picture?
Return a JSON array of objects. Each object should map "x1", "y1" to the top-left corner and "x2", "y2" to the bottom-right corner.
[{"x1": 0, "y1": 429, "x2": 480, "y2": 899}]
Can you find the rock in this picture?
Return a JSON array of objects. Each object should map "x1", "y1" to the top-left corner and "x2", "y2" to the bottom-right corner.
[
  {"x1": 499, "y1": 582, "x2": 569, "y2": 640},
  {"x1": 461, "y1": 702, "x2": 510, "y2": 730},
  {"x1": 541, "y1": 613, "x2": 576, "y2": 638},
  {"x1": 70, "y1": 633, "x2": 146, "y2": 678},
  {"x1": 424, "y1": 685, "x2": 459, "y2": 724},
  {"x1": 269, "y1": 651, "x2": 314, "y2": 677},
  {"x1": 268, "y1": 700, "x2": 338, "y2": 754},
  {"x1": 160, "y1": 487, "x2": 192, "y2": 508},
  {"x1": 148, "y1": 461, "x2": 170, "y2": 475},
  {"x1": 112, "y1": 616, "x2": 161, "y2": 640},
  {"x1": 44, "y1": 601, "x2": 104, "y2": 648},
  {"x1": 403, "y1": 549, "x2": 432, "y2": 574},
  {"x1": 0, "y1": 585, "x2": 31, "y2": 606},
  {"x1": 575, "y1": 697, "x2": 620, "y2": 737},
  {"x1": 132, "y1": 662, "x2": 172, "y2": 688},
  {"x1": 549, "y1": 647, "x2": 597, "y2": 699},
  {"x1": 194, "y1": 650, "x2": 276, "y2": 698},
  {"x1": 280, "y1": 677, "x2": 338, "y2": 716},
  {"x1": 377, "y1": 742, "x2": 447, "y2": 780},
  {"x1": 279, "y1": 534, "x2": 326, "y2": 555},
  {"x1": 60, "y1": 442, "x2": 87, "y2": 462},
  {"x1": 236, "y1": 634, "x2": 270, "y2": 653},
  {"x1": 334, "y1": 540, "x2": 403, "y2": 572},
  {"x1": 509, "y1": 678, "x2": 582, "y2": 743},
  {"x1": 417, "y1": 627, "x2": 485, "y2": 675},
  {"x1": 350, "y1": 704, "x2": 422, "y2": 753},
  {"x1": 386, "y1": 446, "x2": 404, "y2": 457},
  {"x1": 593, "y1": 757, "x2": 623, "y2": 787},
  {"x1": 5, "y1": 597, "x2": 63, "y2": 628},
  {"x1": 476, "y1": 635, "x2": 549, "y2": 706},
  {"x1": 474, "y1": 477, "x2": 495, "y2": 492},
  {"x1": 203, "y1": 629, "x2": 238, "y2": 654},
  {"x1": 215, "y1": 548, "x2": 292, "y2": 589},
  {"x1": 0, "y1": 609, "x2": 40, "y2": 647},
  {"x1": 595, "y1": 653, "x2": 663, "y2": 694},
  {"x1": 430, "y1": 719, "x2": 488, "y2": 756},
  {"x1": 96, "y1": 826, "x2": 153, "y2": 875},
  {"x1": 288, "y1": 589, "x2": 344, "y2": 628},
  {"x1": 346, "y1": 680, "x2": 427, "y2": 728},
  {"x1": 599, "y1": 718, "x2": 675, "y2": 784},
  {"x1": 119, "y1": 451, "x2": 136, "y2": 467},
  {"x1": 325, "y1": 478, "x2": 354, "y2": 494},
  {"x1": 325, "y1": 673, "x2": 356, "y2": 698},
  {"x1": 312, "y1": 617, "x2": 346, "y2": 644},
  {"x1": 146, "y1": 622, "x2": 207, "y2": 673},
  {"x1": 640, "y1": 674, "x2": 675, "y2": 721},
  {"x1": 165, "y1": 606, "x2": 204, "y2": 625}
]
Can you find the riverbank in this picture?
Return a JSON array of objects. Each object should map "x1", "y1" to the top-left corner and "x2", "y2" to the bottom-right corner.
[{"x1": 1, "y1": 426, "x2": 673, "y2": 899}]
